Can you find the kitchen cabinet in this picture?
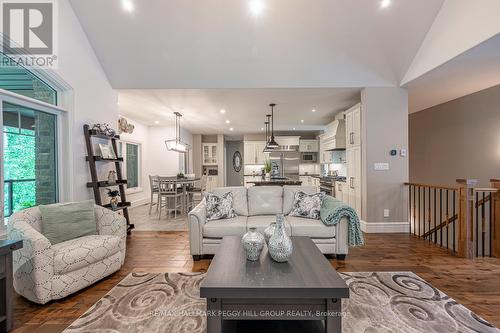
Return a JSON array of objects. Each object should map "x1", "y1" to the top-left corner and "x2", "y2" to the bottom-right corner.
[
  {"x1": 335, "y1": 182, "x2": 345, "y2": 203},
  {"x1": 319, "y1": 149, "x2": 333, "y2": 164},
  {"x1": 244, "y1": 141, "x2": 268, "y2": 165},
  {"x1": 345, "y1": 104, "x2": 361, "y2": 149},
  {"x1": 202, "y1": 143, "x2": 217, "y2": 165},
  {"x1": 299, "y1": 176, "x2": 320, "y2": 189},
  {"x1": 299, "y1": 139, "x2": 319, "y2": 152},
  {"x1": 346, "y1": 146, "x2": 361, "y2": 215},
  {"x1": 205, "y1": 175, "x2": 219, "y2": 192}
]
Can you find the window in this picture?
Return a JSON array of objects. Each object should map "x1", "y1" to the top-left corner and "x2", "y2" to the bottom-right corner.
[
  {"x1": 117, "y1": 141, "x2": 141, "y2": 192},
  {"x1": 2, "y1": 102, "x2": 58, "y2": 218}
]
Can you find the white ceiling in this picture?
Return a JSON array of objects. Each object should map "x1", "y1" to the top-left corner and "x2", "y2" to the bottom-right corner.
[
  {"x1": 69, "y1": 0, "x2": 444, "y2": 88},
  {"x1": 118, "y1": 88, "x2": 360, "y2": 134},
  {"x1": 406, "y1": 33, "x2": 500, "y2": 112}
]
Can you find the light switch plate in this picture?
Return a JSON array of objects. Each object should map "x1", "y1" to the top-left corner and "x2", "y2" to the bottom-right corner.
[
  {"x1": 374, "y1": 162, "x2": 389, "y2": 171},
  {"x1": 384, "y1": 209, "x2": 390, "y2": 217}
]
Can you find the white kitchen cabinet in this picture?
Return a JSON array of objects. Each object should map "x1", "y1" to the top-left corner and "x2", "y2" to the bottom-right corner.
[
  {"x1": 319, "y1": 149, "x2": 333, "y2": 164},
  {"x1": 202, "y1": 143, "x2": 217, "y2": 165},
  {"x1": 345, "y1": 104, "x2": 361, "y2": 149},
  {"x1": 244, "y1": 141, "x2": 268, "y2": 165},
  {"x1": 312, "y1": 177, "x2": 320, "y2": 190},
  {"x1": 205, "y1": 175, "x2": 219, "y2": 192},
  {"x1": 346, "y1": 146, "x2": 361, "y2": 215},
  {"x1": 299, "y1": 139, "x2": 319, "y2": 152}
]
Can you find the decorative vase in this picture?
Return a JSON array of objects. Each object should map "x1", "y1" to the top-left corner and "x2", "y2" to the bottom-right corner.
[
  {"x1": 265, "y1": 172, "x2": 271, "y2": 180},
  {"x1": 268, "y1": 214, "x2": 293, "y2": 262},
  {"x1": 241, "y1": 227, "x2": 265, "y2": 261},
  {"x1": 264, "y1": 222, "x2": 276, "y2": 246},
  {"x1": 110, "y1": 196, "x2": 119, "y2": 210}
]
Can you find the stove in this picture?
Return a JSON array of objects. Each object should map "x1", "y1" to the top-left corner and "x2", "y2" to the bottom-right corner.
[{"x1": 319, "y1": 176, "x2": 346, "y2": 196}]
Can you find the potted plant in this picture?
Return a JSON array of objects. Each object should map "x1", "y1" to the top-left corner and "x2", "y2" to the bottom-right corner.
[
  {"x1": 177, "y1": 172, "x2": 185, "y2": 179},
  {"x1": 106, "y1": 188, "x2": 120, "y2": 210},
  {"x1": 264, "y1": 159, "x2": 272, "y2": 179}
]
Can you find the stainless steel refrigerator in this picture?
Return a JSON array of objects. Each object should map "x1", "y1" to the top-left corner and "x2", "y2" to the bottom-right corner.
[{"x1": 269, "y1": 151, "x2": 300, "y2": 180}]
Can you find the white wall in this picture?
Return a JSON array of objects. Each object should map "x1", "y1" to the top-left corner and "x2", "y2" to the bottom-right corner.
[
  {"x1": 54, "y1": 0, "x2": 119, "y2": 201},
  {"x1": 119, "y1": 122, "x2": 194, "y2": 206}
]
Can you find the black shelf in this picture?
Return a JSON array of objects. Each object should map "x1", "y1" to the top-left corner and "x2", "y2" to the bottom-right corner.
[
  {"x1": 88, "y1": 129, "x2": 120, "y2": 140},
  {"x1": 86, "y1": 180, "x2": 127, "y2": 188},
  {"x1": 103, "y1": 201, "x2": 131, "y2": 211},
  {"x1": 86, "y1": 156, "x2": 123, "y2": 162},
  {"x1": 84, "y1": 124, "x2": 133, "y2": 235}
]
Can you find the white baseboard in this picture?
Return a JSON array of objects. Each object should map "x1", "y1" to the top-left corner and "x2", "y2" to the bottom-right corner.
[
  {"x1": 360, "y1": 220, "x2": 409, "y2": 233},
  {"x1": 130, "y1": 197, "x2": 149, "y2": 207}
]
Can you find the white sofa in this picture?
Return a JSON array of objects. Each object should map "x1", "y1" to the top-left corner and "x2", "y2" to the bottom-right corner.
[
  {"x1": 188, "y1": 186, "x2": 349, "y2": 260},
  {"x1": 7, "y1": 204, "x2": 126, "y2": 304}
]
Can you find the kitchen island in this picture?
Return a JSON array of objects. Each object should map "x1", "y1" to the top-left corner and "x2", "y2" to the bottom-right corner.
[{"x1": 246, "y1": 177, "x2": 302, "y2": 186}]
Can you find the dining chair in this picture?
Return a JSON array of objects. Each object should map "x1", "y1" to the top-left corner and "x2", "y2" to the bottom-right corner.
[
  {"x1": 148, "y1": 175, "x2": 159, "y2": 215},
  {"x1": 189, "y1": 175, "x2": 207, "y2": 207},
  {"x1": 158, "y1": 177, "x2": 183, "y2": 219}
]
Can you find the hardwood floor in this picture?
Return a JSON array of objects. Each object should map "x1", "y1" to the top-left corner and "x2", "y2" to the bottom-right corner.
[{"x1": 12, "y1": 231, "x2": 500, "y2": 332}]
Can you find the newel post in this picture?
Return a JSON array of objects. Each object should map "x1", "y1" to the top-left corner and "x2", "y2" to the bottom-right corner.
[
  {"x1": 456, "y1": 179, "x2": 477, "y2": 259},
  {"x1": 490, "y1": 179, "x2": 500, "y2": 257}
]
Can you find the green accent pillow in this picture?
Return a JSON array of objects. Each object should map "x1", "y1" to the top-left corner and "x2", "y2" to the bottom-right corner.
[{"x1": 40, "y1": 200, "x2": 97, "y2": 245}]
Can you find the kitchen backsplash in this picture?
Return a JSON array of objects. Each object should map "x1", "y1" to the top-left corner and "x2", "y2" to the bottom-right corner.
[
  {"x1": 244, "y1": 164, "x2": 264, "y2": 175},
  {"x1": 299, "y1": 163, "x2": 321, "y2": 175}
]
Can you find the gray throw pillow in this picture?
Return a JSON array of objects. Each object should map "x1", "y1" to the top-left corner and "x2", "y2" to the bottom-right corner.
[
  {"x1": 205, "y1": 192, "x2": 236, "y2": 221},
  {"x1": 39, "y1": 200, "x2": 97, "y2": 245},
  {"x1": 289, "y1": 191, "x2": 325, "y2": 219}
]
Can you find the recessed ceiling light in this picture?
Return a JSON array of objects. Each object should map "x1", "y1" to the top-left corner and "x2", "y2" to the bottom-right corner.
[
  {"x1": 122, "y1": 0, "x2": 134, "y2": 12},
  {"x1": 312, "y1": 109, "x2": 316, "y2": 113},
  {"x1": 248, "y1": 0, "x2": 265, "y2": 17},
  {"x1": 300, "y1": 119, "x2": 304, "y2": 123},
  {"x1": 220, "y1": 109, "x2": 226, "y2": 114},
  {"x1": 229, "y1": 127, "x2": 234, "y2": 131},
  {"x1": 380, "y1": 0, "x2": 391, "y2": 9},
  {"x1": 225, "y1": 120, "x2": 231, "y2": 124},
  {"x1": 154, "y1": 120, "x2": 159, "y2": 124}
]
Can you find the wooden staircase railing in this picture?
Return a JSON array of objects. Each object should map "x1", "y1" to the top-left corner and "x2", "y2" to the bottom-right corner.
[{"x1": 405, "y1": 179, "x2": 499, "y2": 258}]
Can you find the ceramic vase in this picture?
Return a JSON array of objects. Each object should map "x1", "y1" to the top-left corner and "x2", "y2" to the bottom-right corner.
[
  {"x1": 264, "y1": 222, "x2": 276, "y2": 246},
  {"x1": 241, "y1": 227, "x2": 265, "y2": 261},
  {"x1": 110, "y1": 196, "x2": 119, "y2": 210},
  {"x1": 268, "y1": 214, "x2": 293, "y2": 262}
]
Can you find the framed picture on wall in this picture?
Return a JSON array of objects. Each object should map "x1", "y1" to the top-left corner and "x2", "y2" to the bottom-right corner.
[{"x1": 99, "y1": 143, "x2": 116, "y2": 159}]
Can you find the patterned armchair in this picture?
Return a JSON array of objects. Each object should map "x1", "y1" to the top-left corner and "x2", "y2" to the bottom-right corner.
[{"x1": 7, "y1": 204, "x2": 126, "y2": 304}]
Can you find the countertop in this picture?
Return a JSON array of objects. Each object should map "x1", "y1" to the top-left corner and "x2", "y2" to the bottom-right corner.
[{"x1": 247, "y1": 178, "x2": 303, "y2": 186}]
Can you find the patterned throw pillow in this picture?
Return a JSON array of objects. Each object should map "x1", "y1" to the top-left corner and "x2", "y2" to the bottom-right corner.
[
  {"x1": 205, "y1": 192, "x2": 237, "y2": 221},
  {"x1": 289, "y1": 191, "x2": 325, "y2": 219}
]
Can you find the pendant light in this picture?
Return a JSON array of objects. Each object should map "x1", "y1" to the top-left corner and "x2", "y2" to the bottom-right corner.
[
  {"x1": 165, "y1": 112, "x2": 190, "y2": 153},
  {"x1": 266, "y1": 103, "x2": 279, "y2": 148},
  {"x1": 263, "y1": 116, "x2": 272, "y2": 152}
]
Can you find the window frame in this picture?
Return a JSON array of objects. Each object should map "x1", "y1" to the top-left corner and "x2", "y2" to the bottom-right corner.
[
  {"x1": 0, "y1": 89, "x2": 66, "y2": 228},
  {"x1": 117, "y1": 138, "x2": 143, "y2": 194}
]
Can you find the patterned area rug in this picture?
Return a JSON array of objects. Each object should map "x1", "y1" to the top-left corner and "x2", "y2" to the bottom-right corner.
[{"x1": 63, "y1": 272, "x2": 499, "y2": 333}]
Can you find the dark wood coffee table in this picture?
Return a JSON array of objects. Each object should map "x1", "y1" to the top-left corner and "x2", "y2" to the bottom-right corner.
[{"x1": 200, "y1": 236, "x2": 349, "y2": 333}]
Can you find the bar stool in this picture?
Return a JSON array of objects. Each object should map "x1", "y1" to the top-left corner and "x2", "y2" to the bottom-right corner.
[
  {"x1": 158, "y1": 177, "x2": 183, "y2": 219},
  {"x1": 148, "y1": 175, "x2": 159, "y2": 215}
]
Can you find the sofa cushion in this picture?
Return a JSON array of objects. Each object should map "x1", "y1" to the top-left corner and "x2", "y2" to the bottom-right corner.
[
  {"x1": 247, "y1": 215, "x2": 291, "y2": 235},
  {"x1": 286, "y1": 216, "x2": 336, "y2": 239},
  {"x1": 283, "y1": 186, "x2": 319, "y2": 215},
  {"x1": 203, "y1": 216, "x2": 247, "y2": 238},
  {"x1": 289, "y1": 191, "x2": 325, "y2": 219},
  {"x1": 40, "y1": 200, "x2": 97, "y2": 245},
  {"x1": 213, "y1": 187, "x2": 248, "y2": 216},
  {"x1": 52, "y1": 235, "x2": 121, "y2": 275},
  {"x1": 248, "y1": 186, "x2": 283, "y2": 215},
  {"x1": 205, "y1": 192, "x2": 236, "y2": 221}
]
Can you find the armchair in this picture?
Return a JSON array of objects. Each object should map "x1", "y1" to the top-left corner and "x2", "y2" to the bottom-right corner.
[{"x1": 7, "y1": 204, "x2": 126, "y2": 304}]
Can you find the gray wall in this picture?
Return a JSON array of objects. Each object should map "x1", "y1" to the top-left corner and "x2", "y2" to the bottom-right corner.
[
  {"x1": 226, "y1": 141, "x2": 244, "y2": 186},
  {"x1": 409, "y1": 84, "x2": 500, "y2": 187},
  {"x1": 362, "y1": 87, "x2": 409, "y2": 224}
]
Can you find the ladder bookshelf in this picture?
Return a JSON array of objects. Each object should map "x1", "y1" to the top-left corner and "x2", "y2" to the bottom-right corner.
[{"x1": 83, "y1": 124, "x2": 134, "y2": 234}]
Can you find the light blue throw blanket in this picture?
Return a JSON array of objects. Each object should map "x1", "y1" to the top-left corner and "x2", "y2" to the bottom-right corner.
[{"x1": 320, "y1": 195, "x2": 364, "y2": 247}]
